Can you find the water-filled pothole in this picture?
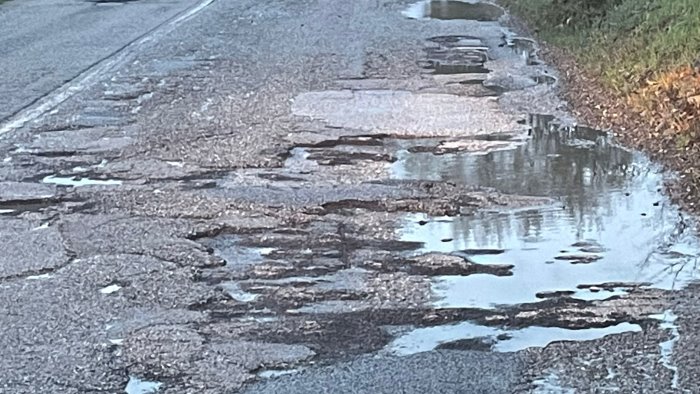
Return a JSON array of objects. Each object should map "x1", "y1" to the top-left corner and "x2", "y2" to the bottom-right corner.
[
  {"x1": 392, "y1": 115, "x2": 700, "y2": 308},
  {"x1": 387, "y1": 320, "x2": 642, "y2": 355},
  {"x1": 42, "y1": 175, "x2": 122, "y2": 187},
  {"x1": 198, "y1": 235, "x2": 276, "y2": 270},
  {"x1": 421, "y1": 36, "x2": 490, "y2": 75},
  {"x1": 403, "y1": 1, "x2": 505, "y2": 21},
  {"x1": 507, "y1": 37, "x2": 539, "y2": 65},
  {"x1": 125, "y1": 376, "x2": 162, "y2": 394}
]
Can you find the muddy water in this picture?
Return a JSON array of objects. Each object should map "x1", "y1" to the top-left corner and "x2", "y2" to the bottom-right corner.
[{"x1": 393, "y1": 117, "x2": 700, "y2": 309}]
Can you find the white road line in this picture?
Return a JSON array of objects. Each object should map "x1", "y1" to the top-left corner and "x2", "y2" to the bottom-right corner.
[{"x1": 0, "y1": 0, "x2": 216, "y2": 136}]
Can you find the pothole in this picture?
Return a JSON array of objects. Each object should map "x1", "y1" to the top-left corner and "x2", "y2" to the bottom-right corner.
[
  {"x1": 125, "y1": 376, "x2": 162, "y2": 394},
  {"x1": 507, "y1": 37, "x2": 540, "y2": 65},
  {"x1": 198, "y1": 235, "x2": 276, "y2": 272},
  {"x1": 392, "y1": 116, "x2": 700, "y2": 309},
  {"x1": 386, "y1": 320, "x2": 642, "y2": 355},
  {"x1": 421, "y1": 35, "x2": 490, "y2": 75},
  {"x1": 258, "y1": 369, "x2": 303, "y2": 379},
  {"x1": 403, "y1": 0, "x2": 505, "y2": 21},
  {"x1": 42, "y1": 175, "x2": 123, "y2": 187}
]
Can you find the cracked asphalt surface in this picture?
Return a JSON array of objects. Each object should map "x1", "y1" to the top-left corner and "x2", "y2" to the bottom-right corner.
[{"x1": 1, "y1": 0, "x2": 700, "y2": 393}]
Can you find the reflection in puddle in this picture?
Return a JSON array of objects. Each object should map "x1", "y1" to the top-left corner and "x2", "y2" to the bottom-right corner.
[
  {"x1": 403, "y1": 0, "x2": 504, "y2": 21},
  {"x1": 401, "y1": 208, "x2": 697, "y2": 308},
  {"x1": 508, "y1": 37, "x2": 539, "y2": 65},
  {"x1": 393, "y1": 117, "x2": 700, "y2": 308},
  {"x1": 387, "y1": 320, "x2": 641, "y2": 355},
  {"x1": 125, "y1": 376, "x2": 162, "y2": 394},
  {"x1": 650, "y1": 311, "x2": 680, "y2": 389},
  {"x1": 42, "y1": 175, "x2": 122, "y2": 187}
]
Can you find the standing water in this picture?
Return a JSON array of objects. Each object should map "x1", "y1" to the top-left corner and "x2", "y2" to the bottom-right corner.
[{"x1": 393, "y1": 116, "x2": 700, "y2": 309}]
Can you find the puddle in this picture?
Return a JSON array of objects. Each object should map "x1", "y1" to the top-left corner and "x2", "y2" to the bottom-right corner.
[
  {"x1": 100, "y1": 284, "x2": 122, "y2": 294},
  {"x1": 26, "y1": 273, "x2": 52, "y2": 280},
  {"x1": 219, "y1": 282, "x2": 259, "y2": 302},
  {"x1": 533, "y1": 74, "x2": 557, "y2": 85},
  {"x1": 403, "y1": 0, "x2": 505, "y2": 21},
  {"x1": 0, "y1": 200, "x2": 58, "y2": 216},
  {"x1": 258, "y1": 369, "x2": 302, "y2": 379},
  {"x1": 421, "y1": 35, "x2": 490, "y2": 75},
  {"x1": 393, "y1": 115, "x2": 700, "y2": 308},
  {"x1": 125, "y1": 376, "x2": 162, "y2": 394},
  {"x1": 387, "y1": 320, "x2": 641, "y2": 355},
  {"x1": 42, "y1": 175, "x2": 122, "y2": 187},
  {"x1": 198, "y1": 235, "x2": 275, "y2": 270},
  {"x1": 650, "y1": 310, "x2": 680, "y2": 389},
  {"x1": 508, "y1": 37, "x2": 539, "y2": 65}
]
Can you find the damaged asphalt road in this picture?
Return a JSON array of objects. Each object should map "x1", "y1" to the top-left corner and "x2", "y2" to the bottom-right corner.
[{"x1": 1, "y1": 0, "x2": 700, "y2": 393}]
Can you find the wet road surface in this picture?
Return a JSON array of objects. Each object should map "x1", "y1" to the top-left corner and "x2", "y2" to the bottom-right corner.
[{"x1": 1, "y1": 0, "x2": 699, "y2": 393}]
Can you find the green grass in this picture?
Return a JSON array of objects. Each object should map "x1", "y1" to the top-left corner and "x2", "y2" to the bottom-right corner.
[{"x1": 500, "y1": 0, "x2": 700, "y2": 93}]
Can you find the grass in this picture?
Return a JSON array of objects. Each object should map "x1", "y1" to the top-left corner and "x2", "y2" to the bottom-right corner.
[
  {"x1": 501, "y1": 0, "x2": 700, "y2": 146},
  {"x1": 500, "y1": 0, "x2": 700, "y2": 94},
  {"x1": 501, "y1": 0, "x2": 700, "y2": 210}
]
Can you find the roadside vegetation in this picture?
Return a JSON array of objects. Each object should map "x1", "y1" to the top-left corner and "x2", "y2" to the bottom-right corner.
[{"x1": 500, "y1": 0, "x2": 700, "y2": 211}]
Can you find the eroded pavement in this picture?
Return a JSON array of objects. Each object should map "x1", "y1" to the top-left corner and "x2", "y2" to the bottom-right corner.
[{"x1": 2, "y1": 0, "x2": 700, "y2": 393}]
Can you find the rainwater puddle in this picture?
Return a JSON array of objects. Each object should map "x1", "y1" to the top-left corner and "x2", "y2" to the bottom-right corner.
[
  {"x1": 198, "y1": 235, "x2": 275, "y2": 270},
  {"x1": 258, "y1": 369, "x2": 302, "y2": 379},
  {"x1": 125, "y1": 376, "x2": 162, "y2": 394},
  {"x1": 507, "y1": 37, "x2": 539, "y2": 65},
  {"x1": 393, "y1": 116, "x2": 700, "y2": 308},
  {"x1": 26, "y1": 273, "x2": 52, "y2": 280},
  {"x1": 100, "y1": 284, "x2": 122, "y2": 294},
  {"x1": 42, "y1": 175, "x2": 122, "y2": 187},
  {"x1": 421, "y1": 35, "x2": 490, "y2": 75},
  {"x1": 220, "y1": 282, "x2": 259, "y2": 302},
  {"x1": 387, "y1": 320, "x2": 641, "y2": 355},
  {"x1": 650, "y1": 310, "x2": 680, "y2": 389},
  {"x1": 403, "y1": 0, "x2": 505, "y2": 21}
]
